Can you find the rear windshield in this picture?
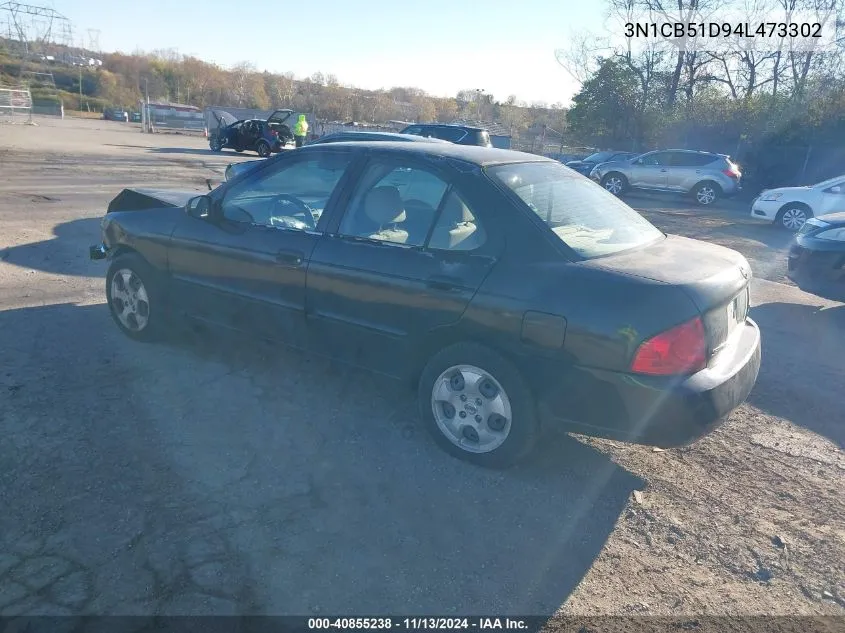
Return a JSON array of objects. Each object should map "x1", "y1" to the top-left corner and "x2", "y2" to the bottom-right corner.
[{"x1": 487, "y1": 161, "x2": 665, "y2": 259}]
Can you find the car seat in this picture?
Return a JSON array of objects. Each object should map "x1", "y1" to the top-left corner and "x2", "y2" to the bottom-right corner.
[
  {"x1": 363, "y1": 186, "x2": 409, "y2": 244},
  {"x1": 429, "y1": 194, "x2": 484, "y2": 250}
]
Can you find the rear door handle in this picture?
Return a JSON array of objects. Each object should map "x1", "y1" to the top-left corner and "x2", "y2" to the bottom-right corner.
[
  {"x1": 426, "y1": 275, "x2": 462, "y2": 292},
  {"x1": 276, "y1": 249, "x2": 304, "y2": 266}
]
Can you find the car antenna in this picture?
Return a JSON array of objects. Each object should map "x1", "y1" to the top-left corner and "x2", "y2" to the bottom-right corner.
[{"x1": 206, "y1": 178, "x2": 213, "y2": 191}]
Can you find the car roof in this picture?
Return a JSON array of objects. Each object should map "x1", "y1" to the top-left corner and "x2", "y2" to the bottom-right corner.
[
  {"x1": 298, "y1": 140, "x2": 550, "y2": 166},
  {"x1": 317, "y1": 131, "x2": 447, "y2": 143},
  {"x1": 410, "y1": 123, "x2": 487, "y2": 132}
]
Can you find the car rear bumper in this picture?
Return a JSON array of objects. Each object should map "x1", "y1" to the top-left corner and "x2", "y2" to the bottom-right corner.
[{"x1": 537, "y1": 318, "x2": 761, "y2": 447}]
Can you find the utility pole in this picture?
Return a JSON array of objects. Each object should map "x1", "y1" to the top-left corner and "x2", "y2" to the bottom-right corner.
[{"x1": 78, "y1": 67, "x2": 82, "y2": 110}]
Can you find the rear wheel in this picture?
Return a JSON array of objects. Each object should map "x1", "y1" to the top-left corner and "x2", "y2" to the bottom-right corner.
[
  {"x1": 776, "y1": 204, "x2": 812, "y2": 232},
  {"x1": 418, "y1": 343, "x2": 539, "y2": 468},
  {"x1": 256, "y1": 140, "x2": 271, "y2": 158},
  {"x1": 601, "y1": 172, "x2": 628, "y2": 196},
  {"x1": 693, "y1": 181, "x2": 721, "y2": 205},
  {"x1": 106, "y1": 253, "x2": 164, "y2": 342},
  {"x1": 209, "y1": 137, "x2": 224, "y2": 152}
]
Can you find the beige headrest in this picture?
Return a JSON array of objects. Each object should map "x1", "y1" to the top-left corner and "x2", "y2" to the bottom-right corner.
[{"x1": 365, "y1": 186, "x2": 406, "y2": 225}]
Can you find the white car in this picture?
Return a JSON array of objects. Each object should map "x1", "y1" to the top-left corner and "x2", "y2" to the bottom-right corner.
[{"x1": 750, "y1": 174, "x2": 845, "y2": 231}]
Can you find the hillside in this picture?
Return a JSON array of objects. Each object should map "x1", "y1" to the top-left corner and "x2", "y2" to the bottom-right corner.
[{"x1": 0, "y1": 38, "x2": 569, "y2": 149}]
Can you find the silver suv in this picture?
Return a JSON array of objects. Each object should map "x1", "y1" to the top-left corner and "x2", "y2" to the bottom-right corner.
[{"x1": 589, "y1": 149, "x2": 742, "y2": 206}]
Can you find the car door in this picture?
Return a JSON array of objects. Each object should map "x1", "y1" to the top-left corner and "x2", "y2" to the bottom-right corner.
[
  {"x1": 665, "y1": 151, "x2": 704, "y2": 191},
  {"x1": 629, "y1": 151, "x2": 670, "y2": 189},
  {"x1": 167, "y1": 150, "x2": 357, "y2": 345},
  {"x1": 816, "y1": 179, "x2": 845, "y2": 215},
  {"x1": 304, "y1": 154, "x2": 501, "y2": 377}
]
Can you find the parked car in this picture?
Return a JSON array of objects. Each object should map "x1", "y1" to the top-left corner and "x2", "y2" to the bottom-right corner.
[
  {"x1": 308, "y1": 131, "x2": 450, "y2": 146},
  {"x1": 129, "y1": 111, "x2": 142, "y2": 123},
  {"x1": 89, "y1": 142, "x2": 761, "y2": 468},
  {"x1": 223, "y1": 132, "x2": 449, "y2": 182},
  {"x1": 787, "y1": 212, "x2": 845, "y2": 300},
  {"x1": 104, "y1": 108, "x2": 128, "y2": 122},
  {"x1": 565, "y1": 150, "x2": 640, "y2": 176},
  {"x1": 750, "y1": 174, "x2": 845, "y2": 232},
  {"x1": 590, "y1": 149, "x2": 742, "y2": 205},
  {"x1": 209, "y1": 109, "x2": 295, "y2": 157},
  {"x1": 400, "y1": 124, "x2": 492, "y2": 147}
]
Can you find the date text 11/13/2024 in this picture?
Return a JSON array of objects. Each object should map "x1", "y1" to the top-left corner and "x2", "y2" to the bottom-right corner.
[{"x1": 308, "y1": 618, "x2": 530, "y2": 630}]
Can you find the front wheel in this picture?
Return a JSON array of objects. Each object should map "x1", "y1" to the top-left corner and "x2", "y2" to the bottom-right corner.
[
  {"x1": 601, "y1": 172, "x2": 628, "y2": 196},
  {"x1": 777, "y1": 205, "x2": 812, "y2": 232},
  {"x1": 418, "y1": 343, "x2": 539, "y2": 468},
  {"x1": 106, "y1": 253, "x2": 164, "y2": 342}
]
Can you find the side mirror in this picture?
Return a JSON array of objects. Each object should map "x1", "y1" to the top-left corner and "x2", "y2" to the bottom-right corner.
[{"x1": 186, "y1": 195, "x2": 212, "y2": 219}]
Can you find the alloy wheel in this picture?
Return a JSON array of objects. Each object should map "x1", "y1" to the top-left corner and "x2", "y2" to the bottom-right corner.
[{"x1": 110, "y1": 268, "x2": 150, "y2": 332}]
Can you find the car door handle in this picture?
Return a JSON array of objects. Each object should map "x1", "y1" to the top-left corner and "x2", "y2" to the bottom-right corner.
[
  {"x1": 275, "y1": 249, "x2": 304, "y2": 266},
  {"x1": 426, "y1": 275, "x2": 462, "y2": 292}
]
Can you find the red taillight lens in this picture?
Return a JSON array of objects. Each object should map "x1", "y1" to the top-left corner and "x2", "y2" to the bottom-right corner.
[
  {"x1": 722, "y1": 168, "x2": 740, "y2": 179},
  {"x1": 630, "y1": 317, "x2": 707, "y2": 376}
]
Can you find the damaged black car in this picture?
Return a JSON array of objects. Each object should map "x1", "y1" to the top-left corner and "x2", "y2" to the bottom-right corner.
[{"x1": 208, "y1": 109, "x2": 295, "y2": 157}]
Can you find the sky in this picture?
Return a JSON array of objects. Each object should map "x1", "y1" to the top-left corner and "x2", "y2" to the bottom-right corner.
[{"x1": 50, "y1": 0, "x2": 606, "y2": 106}]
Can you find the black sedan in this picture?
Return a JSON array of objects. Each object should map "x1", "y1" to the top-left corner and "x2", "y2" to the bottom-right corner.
[
  {"x1": 787, "y1": 212, "x2": 845, "y2": 301},
  {"x1": 89, "y1": 142, "x2": 761, "y2": 468},
  {"x1": 565, "y1": 150, "x2": 640, "y2": 176}
]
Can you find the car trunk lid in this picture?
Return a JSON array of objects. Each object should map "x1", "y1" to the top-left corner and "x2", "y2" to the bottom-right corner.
[{"x1": 584, "y1": 234, "x2": 752, "y2": 353}]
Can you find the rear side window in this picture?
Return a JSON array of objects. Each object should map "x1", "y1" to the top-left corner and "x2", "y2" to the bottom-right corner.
[
  {"x1": 402, "y1": 126, "x2": 423, "y2": 135},
  {"x1": 488, "y1": 161, "x2": 664, "y2": 259},
  {"x1": 433, "y1": 127, "x2": 468, "y2": 143}
]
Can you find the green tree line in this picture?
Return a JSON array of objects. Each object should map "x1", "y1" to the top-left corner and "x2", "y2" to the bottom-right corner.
[{"x1": 559, "y1": 0, "x2": 845, "y2": 187}]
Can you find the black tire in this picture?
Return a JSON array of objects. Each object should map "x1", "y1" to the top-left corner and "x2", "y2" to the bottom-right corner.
[
  {"x1": 417, "y1": 342, "x2": 540, "y2": 469},
  {"x1": 235, "y1": 148, "x2": 244, "y2": 153},
  {"x1": 209, "y1": 137, "x2": 224, "y2": 152},
  {"x1": 775, "y1": 204, "x2": 812, "y2": 232},
  {"x1": 105, "y1": 253, "x2": 164, "y2": 342},
  {"x1": 692, "y1": 181, "x2": 721, "y2": 206},
  {"x1": 600, "y1": 172, "x2": 628, "y2": 196},
  {"x1": 256, "y1": 140, "x2": 271, "y2": 158}
]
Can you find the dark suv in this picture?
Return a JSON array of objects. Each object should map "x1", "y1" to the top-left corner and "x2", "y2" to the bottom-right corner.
[{"x1": 400, "y1": 124, "x2": 492, "y2": 147}]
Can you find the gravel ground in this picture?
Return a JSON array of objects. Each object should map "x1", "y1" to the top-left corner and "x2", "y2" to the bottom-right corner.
[{"x1": 0, "y1": 117, "x2": 843, "y2": 622}]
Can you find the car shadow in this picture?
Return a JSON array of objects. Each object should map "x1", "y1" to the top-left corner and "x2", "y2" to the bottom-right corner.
[
  {"x1": 0, "y1": 301, "x2": 643, "y2": 616},
  {"x1": 748, "y1": 301, "x2": 845, "y2": 448},
  {"x1": 1, "y1": 217, "x2": 104, "y2": 278}
]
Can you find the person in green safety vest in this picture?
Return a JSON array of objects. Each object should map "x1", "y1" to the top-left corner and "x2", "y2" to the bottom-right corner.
[{"x1": 294, "y1": 114, "x2": 309, "y2": 148}]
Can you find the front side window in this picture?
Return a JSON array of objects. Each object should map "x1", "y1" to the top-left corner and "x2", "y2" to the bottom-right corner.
[
  {"x1": 487, "y1": 161, "x2": 664, "y2": 259},
  {"x1": 338, "y1": 161, "x2": 450, "y2": 246},
  {"x1": 639, "y1": 152, "x2": 669, "y2": 166},
  {"x1": 221, "y1": 154, "x2": 352, "y2": 230}
]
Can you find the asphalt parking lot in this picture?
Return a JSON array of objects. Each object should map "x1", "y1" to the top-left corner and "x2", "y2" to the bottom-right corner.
[{"x1": 1, "y1": 116, "x2": 843, "y2": 619}]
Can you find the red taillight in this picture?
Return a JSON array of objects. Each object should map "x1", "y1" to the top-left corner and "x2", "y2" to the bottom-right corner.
[
  {"x1": 722, "y1": 168, "x2": 740, "y2": 179},
  {"x1": 630, "y1": 317, "x2": 707, "y2": 376}
]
